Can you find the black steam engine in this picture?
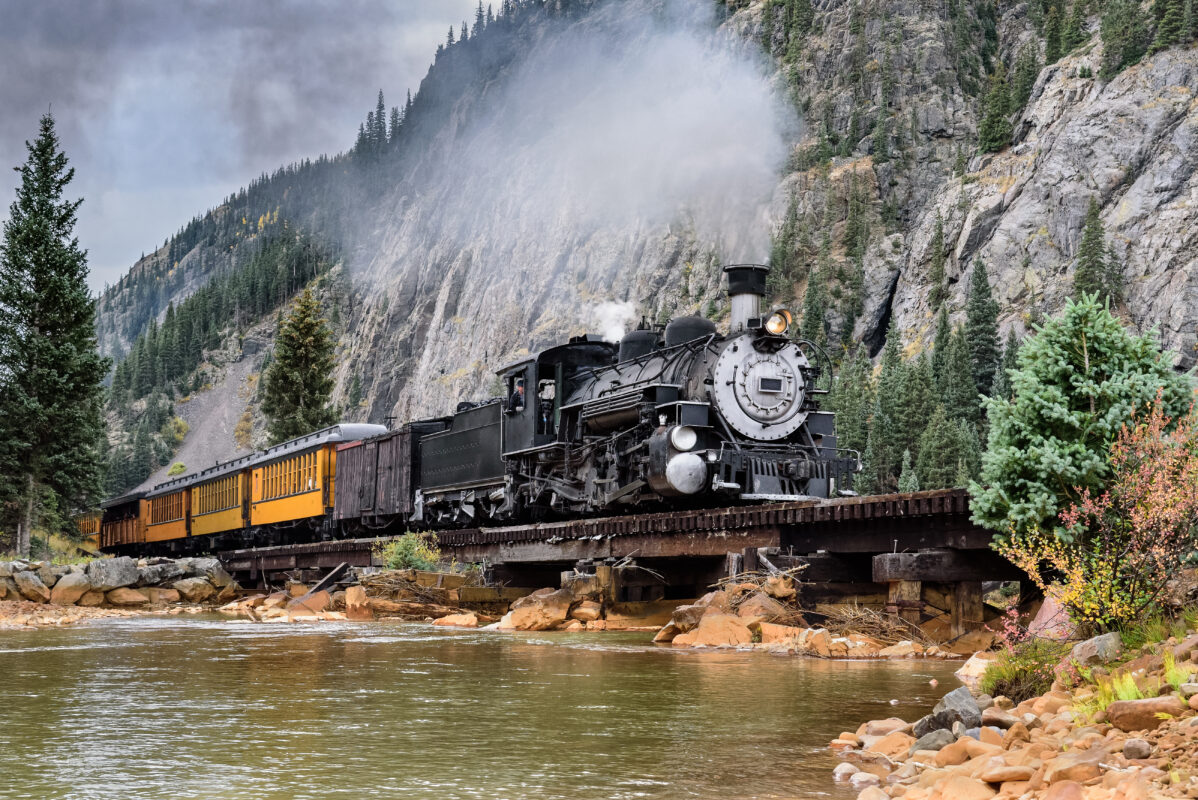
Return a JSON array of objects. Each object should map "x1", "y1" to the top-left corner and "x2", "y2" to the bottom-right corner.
[{"x1": 402, "y1": 264, "x2": 860, "y2": 528}]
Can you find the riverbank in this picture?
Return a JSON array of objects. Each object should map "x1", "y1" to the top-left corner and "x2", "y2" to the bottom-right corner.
[{"x1": 831, "y1": 629, "x2": 1198, "y2": 799}]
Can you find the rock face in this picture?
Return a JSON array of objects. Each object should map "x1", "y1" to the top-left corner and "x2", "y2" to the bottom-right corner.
[
  {"x1": 86, "y1": 557, "x2": 139, "y2": 593},
  {"x1": 50, "y1": 571, "x2": 93, "y2": 605}
]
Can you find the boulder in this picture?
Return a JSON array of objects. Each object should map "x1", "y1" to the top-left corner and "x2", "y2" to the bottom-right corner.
[
  {"x1": 736, "y1": 591, "x2": 791, "y2": 621},
  {"x1": 36, "y1": 565, "x2": 59, "y2": 588},
  {"x1": 980, "y1": 707, "x2": 1019, "y2": 729},
  {"x1": 1042, "y1": 747, "x2": 1107, "y2": 783},
  {"x1": 831, "y1": 762, "x2": 859, "y2": 780},
  {"x1": 1123, "y1": 738, "x2": 1152, "y2": 760},
  {"x1": 954, "y1": 651, "x2": 997, "y2": 690},
  {"x1": 848, "y1": 772, "x2": 879, "y2": 790},
  {"x1": 433, "y1": 612, "x2": 479, "y2": 628},
  {"x1": 1106, "y1": 696, "x2": 1186, "y2": 732},
  {"x1": 497, "y1": 588, "x2": 573, "y2": 631},
  {"x1": 172, "y1": 577, "x2": 216, "y2": 604},
  {"x1": 86, "y1": 557, "x2": 139, "y2": 592},
  {"x1": 569, "y1": 600, "x2": 602, "y2": 622},
  {"x1": 914, "y1": 687, "x2": 982, "y2": 737},
  {"x1": 144, "y1": 587, "x2": 181, "y2": 604},
  {"x1": 1027, "y1": 596, "x2": 1075, "y2": 640},
  {"x1": 856, "y1": 788, "x2": 888, "y2": 800},
  {"x1": 189, "y1": 557, "x2": 234, "y2": 588},
  {"x1": 978, "y1": 760, "x2": 1035, "y2": 783},
  {"x1": 0, "y1": 561, "x2": 12, "y2": 578},
  {"x1": 907, "y1": 728, "x2": 956, "y2": 757},
  {"x1": 928, "y1": 775, "x2": 995, "y2": 800},
  {"x1": 106, "y1": 587, "x2": 150, "y2": 605},
  {"x1": 1068, "y1": 631, "x2": 1122, "y2": 666},
  {"x1": 344, "y1": 586, "x2": 373, "y2": 620},
  {"x1": 694, "y1": 590, "x2": 730, "y2": 611},
  {"x1": 136, "y1": 562, "x2": 185, "y2": 587},
  {"x1": 14, "y1": 570, "x2": 50, "y2": 603},
  {"x1": 757, "y1": 622, "x2": 806, "y2": 645},
  {"x1": 1043, "y1": 782, "x2": 1084, "y2": 800},
  {"x1": 77, "y1": 590, "x2": 107, "y2": 606},
  {"x1": 868, "y1": 731, "x2": 915, "y2": 757},
  {"x1": 864, "y1": 718, "x2": 909, "y2": 737},
  {"x1": 671, "y1": 613, "x2": 753, "y2": 648},
  {"x1": 879, "y1": 640, "x2": 923, "y2": 658},
  {"x1": 0, "y1": 576, "x2": 16, "y2": 599},
  {"x1": 288, "y1": 590, "x2": 330, "y2": 615},
  {"x1": 50, "y1": 571, "x2": 93, "y2": 605}
]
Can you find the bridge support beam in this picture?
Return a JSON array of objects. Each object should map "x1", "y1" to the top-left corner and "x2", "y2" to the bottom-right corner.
[
  {"x1": 949, "y1": 581, "x2": 984, "y2": 638},
  {"x1": 886, "y1": 580, "x2": 922, "y2": 625}
]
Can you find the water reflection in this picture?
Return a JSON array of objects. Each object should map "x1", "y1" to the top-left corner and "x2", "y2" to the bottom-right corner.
[{"x1": 0, "y1": 617, "x2": 960, "y2": 800}]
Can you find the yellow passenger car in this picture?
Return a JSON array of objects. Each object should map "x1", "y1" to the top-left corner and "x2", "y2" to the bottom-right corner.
[
  {"x1": 75, "y1": 511, "x2": 102, "y2": 551},
  {"x1": 145, "y1": 475, "x2": 194, "y2": 543},
  {"x1": 191, "y1": 455, "x2": 254, "y2": 538},
  {"x1": 249, "y1": 424, "x2": 387, "y2": 527},
  {"x1": 100, "y1": 492, "x2": 148, "y2": 551}
]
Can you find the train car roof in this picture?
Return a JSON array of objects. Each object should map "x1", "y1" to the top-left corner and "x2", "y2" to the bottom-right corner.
[
  {"x1": 247, "y1": 423, "x2": 389, "y2": 468},
  {"x1": 146, "y1": 471, "x2": 202, "y2": 498},
  {"x1": 100, "y1": 490, "x2": 146, "y2": 509},
  {"x1": 194, "y1": 452, "x2": 257, "y2": 484}
]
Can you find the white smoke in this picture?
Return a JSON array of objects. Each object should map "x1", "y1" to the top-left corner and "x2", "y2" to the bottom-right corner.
[{"x1": 592, "y1": 300, "x2": 639, "y2": 343}]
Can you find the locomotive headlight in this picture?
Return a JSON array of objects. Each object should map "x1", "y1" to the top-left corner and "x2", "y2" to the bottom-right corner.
[
  {"x1": 764, "y1": 309, "x2": 792, "y2": 336},
  {"x1": 669, "y1": 425, "x2": 698, "y2": 451}
]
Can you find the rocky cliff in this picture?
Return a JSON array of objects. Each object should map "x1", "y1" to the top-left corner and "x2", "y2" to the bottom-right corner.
[{"x1": 98, "y1": 0, "x2": 1198, "y2": 485}]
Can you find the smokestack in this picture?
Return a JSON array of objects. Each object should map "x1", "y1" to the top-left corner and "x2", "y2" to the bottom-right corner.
[{"x1": 724, "y1": 264, "x2": 769, "y2": 333}]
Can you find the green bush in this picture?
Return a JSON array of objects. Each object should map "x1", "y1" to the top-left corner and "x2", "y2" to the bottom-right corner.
[
  {"x1": 374, "y1": 532, "x2": 441, "y2": 572},
  {"x1": 979, "y1": 638, "x2": 1071, "y2": 702}
]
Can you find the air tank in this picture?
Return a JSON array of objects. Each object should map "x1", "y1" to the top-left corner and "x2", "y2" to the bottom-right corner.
[{"x1": 663, "y1": 316, "x2": 717, "y2": 348}]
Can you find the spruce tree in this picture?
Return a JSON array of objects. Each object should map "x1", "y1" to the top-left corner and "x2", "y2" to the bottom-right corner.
[
  {"x1": 928, "y1": 214, "x2": 946, "y2": 309},
  {"x1": 1045, "y1": 5, "x2": 1064, "y2": 63},
  {"x1": 1062, "y1": 0, "x2": 1086, "y2": 51},
  {"x1": 1011, "y1": 45, "x2": 1041, "y2": 114},
  {"x1": 932, "y1": 305, "x2": 952, "y2": 390},
  {"x1": 915, "y1": 405, "x2": 961, "y2": 489},
  {"x1": 896, "y1": 355, "x2": 936, "y2": 460},
  {"x1": 964, "y1": 260, "x2": 1000, "y2": 396},
  {"x1": 0, "y1": 114, "x2": 109, "y2": 556},
  {"x1": 829, "y1": 345, "x2": 874, "y2": 455},
  {"x1": 897, "y1": 449, "x2": 920, "y2": 492},
  {"x1": 971, "y1": 294, "x2": 1191, "y2": 537},
  {"x1": 1101, "y1": 0, "x2": 1149, "y2": 77},
  {"x1": 1104, "y1": 242, "x2": 1124, "y2": 305},
  {"x1": 1073, "y1": 197, "x2": 1109, "y2": 300},
  {"x1": 262, "y1": 288, "x2": 337, "y2": 445},
  {"x1": 978, "y1": 64, "x2": 1013, "y2": 153},
  {"x1": 992, "y1": 327, "x2": 1020, "y2": 399},
  {"x1": 1151, "y1": 0, "x2": 1185, "y2": 51},
  {"x1": 800, "y1": 264, "x2": 827, "y2": 345},
  {"x1": 942, "y1": 328, "x2": 979, "y2": 422}
]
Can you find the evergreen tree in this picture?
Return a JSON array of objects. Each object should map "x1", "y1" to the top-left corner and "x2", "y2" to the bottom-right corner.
[
  {"x1": 348, "y1": 374, "x2": 363, "y2": 408},
  {"x1": 1104, "y1": 242, "x2": 1124, "y2": 305},
  {"x1": 1100, "y1": 0, "x2": 1149, "y2": 78},
  {"x1": 829, "y1": 345, "x2": 874, "y2": 455},
  {"x1": 898, "y1": 449, "x2": 920, "y2": 492},
  {"x1": 915, "y1": 405, "x2": 962, "y2": 489},
  {"x1": 447, "y1": 25, "x2": 456, "y2": 46},
  {"x1": 928, "y1": 214, "x2": 946, "y2": 309},
  {"x1": 943, "y1": 328, "x2": 980, "y2": 422},
  {"x1": 1073, "y1": 197, "x2": 1111, "y2": 300},
  {"x1": 867, "y1": 323, "x2": 906, "y2": 490},
  {"x1": 1151, "y1": 0, "x2": 1185, "y2": 51},
  {"x1": 1045, "y1": 5, "x2": 1063, "y2": 63},
  {"x1": 978, "y1": 64, "x2": 1013, "y2": 153},
  {"x1": 992, "y1": 327, "x2": 1020, "y2": 399},
  {"x1": 0, "y1": 114, "x2": 109, "y2": 556},
  {"x1": 1011, "y1": 45, "x2": 1041, "y2": 114},
  {"x1": 964, "y1": 260, "x2": 1000, "y2": 396},
  {"x1": 800, "y1": 264, "x2": 827, "y2": 345},
  {"x1": 971, "y1": 294, "x2": 1192, "y2": 537},
  {"x1": 476, "y1": 0, "x2": 487, "y2": 31},
  {"x1": 896, "y1": 356, "x2": 936, "y2": 461},
  {"x1": 1062, "y1": 0, "x2": 1086, "y2": 51},
  {"x1": 388, "y1": 106, "x2": 402, "y2": 143},
  {"x1": 261, "y1": 288, "x2": 337, "y2": 445},
  {"x1": 373, "y1": 90, "x2": 387, "y2": 150},
  {"x1": 932, "y1": 305, "x2": 952, "y2": 390}
]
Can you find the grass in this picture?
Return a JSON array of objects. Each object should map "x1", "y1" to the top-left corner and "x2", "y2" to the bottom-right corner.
[
  {"x1": 1075, "y1": 671, "x2": 1147, "y2": 719},
  {"x1": 979, "y1": 638, "x2": 1071, "y2": 703},
  {"x1": 1119, "y1": 610, "x2": 1198, "y2": 650},
  {"x1": 1163, "y1": 651, "x2": 1193, "y2": 691}
]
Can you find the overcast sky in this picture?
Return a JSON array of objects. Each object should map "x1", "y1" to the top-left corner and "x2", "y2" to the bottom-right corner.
[{"x1": 0, "y1": 0, "x2": 478, "y2": 291}]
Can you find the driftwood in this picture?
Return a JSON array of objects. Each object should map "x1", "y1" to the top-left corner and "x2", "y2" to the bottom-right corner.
[{"x1": 822, "y1": 604, "x2": 938, "y2": 647}]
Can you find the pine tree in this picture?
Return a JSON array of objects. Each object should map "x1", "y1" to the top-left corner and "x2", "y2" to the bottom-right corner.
[
  {"x1": 868, "y1": 323, "x2": 906, "y2": 490},
  {"x1": 1073, "y1": 197, "x2": 1110, "y2": 300},
  {"x1": 1062, "y1": 0, "x2": 1086, "y2": 51},
  {"x1": 476, "y1": 0, "x2": 487, "y2": 31},
  {"x1": 1011, "y1": 45, "x2": 1041, "y2": 115},
  {"x1": 896, "y1": 356, "x2": 936, "y2": 460},
  {"x1": 1045, "y1": 5, "x2": 1063, "y2": 63},
  {"x1": 1101, "y1": 0, "x2": 1149, "y2": 78},
  {"x1": 348, "y1": 374, "x2": 363, "y2": 408},
  {"x1": 964, "y1": 260, "x2": 1000, "y2": 396},
  {"x1": 1104, "y1": 242, "x2": 1124, "y2": 305},
  {"x1": 991, "y1": 327, "x2": 1020, "y2": 399},
  {"x1": 897, "y1": 449, "x2": 920, "y2": 492},
  {"x1": 388, "y1": 106, "x2": 402, "y2": 144},
  {"x1": 800, "y1": 264, "x2": 827, "y2": 345},
  {"x1": 447, "y1": 25, "x2": 456, "y2": 46},
  {"x1": 1151, "y1": 0, "x2": 1185, "y2": 50},
  {"x1": 373, "y1": 90, "x2": 387, "y2": 151},
  {"x1": 0, "y1": 114, "x2": 109, "y2": 556},
  {"x1": 928, "y1": 213, "x2": 946, "y2": 309},
  {"x1": 829, "y1": 345, "x2": 874, "y2": 455},
  {"x1": 262, "y1": 288, "x2": 337, "y2": 445},
  {"x1": 932, "y1": 305, "x2": 952, "y2": 390},
  {"x1": 943, "y1": 328, "x2": 979, "y2": 422},
  {"x1": 978, "y1": 64, "x2": 1013, "y2": 153},
  {"x1": 915, "y1": 405, "x2": 961, "y2": 489}
]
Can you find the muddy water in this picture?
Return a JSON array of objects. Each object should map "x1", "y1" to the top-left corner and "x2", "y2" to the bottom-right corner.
[{"x1": 0, "y1": 617, "x2": 961, "y2": 800}]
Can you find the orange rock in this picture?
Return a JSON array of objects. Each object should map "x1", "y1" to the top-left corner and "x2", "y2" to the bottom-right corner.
[
  {"x1": 928, "y1": 775, "x2": 996, "y2": 800},
  {"x1": 978, "y1": 758, "x2": 1035, "y2": 783},
  {"x1": 144, "y1": 587, "x2": 180, "y2": 604},
  {"x1": 289, "y1": 590, "x2": 330, "y2": 614},
  {"x1": 1003, "y1": 722, "x2": 1031, "y2": 747},
  {"x1": 933, "y1": 738, "x2": 972, "y2": 767},
  {"x1": 569, "y1": 600, "x2": 602, "y2": 622},
  {"x1": 432, "y1": 612, "x2": 479, "y2": 628},
  {"x1": 1106, "y1": 696, "x2": 1185, "y2": 732},
  {"x1": 671, "y1": 613, "x2": 753, "y2": 648},
  {"x1": 344, "y1": 585, "x2": 373, "y2": 621},
  {"x1": 287, "y1": 583, "x2": 309, "y2": 598},
  {"x1": 879, "y1": 641, "x2": 924, "y2": 658},
  {"x1": 1042, "y1": 748, "x2": 1106, "y2": 784},
  {"x1": 77, "y1": 590, "x2": 106, "y2": 607},
  {"x1": 105, "y1": 587, "x2": 149, "y2": 605},
  {"x1": 978, "y1": 726, "x2": 1003, "y2": 747},
  {"x1": 1042, "y1": 780, "x2": 1084, "y2": 800},
  {"x1": 869, "y1": 731, "x2": 916, "y2": 758},
  {"x1": 757, "y1": 621, "x2": 806, "y2": 644}
]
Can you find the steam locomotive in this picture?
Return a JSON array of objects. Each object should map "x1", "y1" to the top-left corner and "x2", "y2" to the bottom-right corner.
[{"x1": 97, "y1": 265, "x2": 859, "y2": 554}]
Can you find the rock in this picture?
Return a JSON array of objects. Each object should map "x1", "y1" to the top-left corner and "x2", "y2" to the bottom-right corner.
[
  {"x1": 137, "y1": 562, "x2": 185, "y2": 587},
  {"x1": 908, "y1": 728, "x2": 955, "y2": 755},
  {"x1": 1123, "y1": 738, "x2": 1152, "y2": 760},
  {"x1": 77, "y1": 590, "x2": 107, "y2": 607},
  {"x1": 928, "y1": 775, "x2": 995, "y2": 800},
  {"x1": 106, "y1": 587, "x2": 150, "y2": 605},
  {"x1": 953, "y1": 652, "x2": 997, "y2": 690},
  {"x1": 1042, "y1": 747, "x2": 1107, "y2": 784},
  {"x1": 948, "y1": 630, "x2": 995, "y2": 654},
  {"x1": 977, "y1": 725, "x2": 1003, "y2": 746},
  {"x1": 1043, "y1": 782, "x2": 1084, "y2": 800},
  {"x1": 868, "y1": 730, "x2": 915, "y2": 757},
  {"x1": 14, "y1": 570, "x2": 50, "y2": 603},
  {"x1": 0, "y1": 576, "x2": 16, "y2": 599},
  {"x1": 36, "y1": 565, "x2": 59, "y2": 588},
  {"x1": 49, "y1": 570, "x2": 93, "y2": 605},
  {"x1": 1180, "y1": 682, "x2": 1198, "y2": 698},
  {"x1": 832, "y1": 762, "x2": 860, "y2": 780},
  {"x1": 671, "y1": 613, "x2": 753, "y2": 648},
  {"x1": 1026, "y1": 596, "x2": 1075, "y2": 640},
  {"x1": 86, "y1": 557, "x2": 139, "y2": 592},
  {"x1": 848, "y1": 772, "x2": 879, "y2": 789},
  {"x1": 916, "y1": 687, "x2": 982, "y2": 737},
  {"x1": 879, "y1": 640, "x2": 923, "y2": 658},
  {"x1": 864, "y1": 718, "x2": 909, "y2": 737},
  {"x1": 694, "y1": 590, "x2": 730, "y2": 611},
  {"x1": 171, "y1": 577, "x2": 216, "y2": 603},
  {"x1": 1106, "y1": 696, "x2": 1186, "y2": 732},
  {"x1": 762, "y1": 574, "x2": 796, "y2": 600},
  {"x1": 1189, "y1": 693, "x2": 1198, "y2": 712},
  {"x1": 561, "y1": 619, "x2": 585, "y2": 632},
  {"x1": 735, "y1": 591, "x2": 791, "y2": 621},
  {"x1": 0, "y1": 561, "x2": 11, "y2": 578},
  {"x1": 1068, "y1": 631, "x2": 1123, "y2": 666},
  {"x1": 497, "y1": 588, "x2": 573, "y2": 631},
  {"x1": 856, "y1": 789, "x2": 888, "y2": 800},
  {"x1": 980, "y1": 707, "x2": 1019, "y2": 729},
  {"x1": 144, "y1": 587, "x2": 181, "y2": 604},
  {"x1": 978, "y1": 759, "x2": 1035, "y2": 783},
  {"x1": 433, "y1": 612, "x2": 479, "y2": 628},
  {"x1": 569, "y1": 600, "x2": 602, "y2": 622},
  {"x1": 1002, "y1": 721, "x2": 1030, "y2": 748},
  {"x1": 344, "y1": 586, "x2": 374, "y2": 620},
  {"x1": 756, "y1": 622, "x2": 806, "y2": 644},
  {"x1": 187, "y1": 557, "x2": 234, "y2": 588}
]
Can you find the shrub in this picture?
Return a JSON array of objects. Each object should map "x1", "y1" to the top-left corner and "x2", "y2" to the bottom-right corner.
[
  {"x1": 1075, "y1": 671, "x2": 1146, "y2": 719},
  {"x1": 167, "y1": 462, "x2": 186, "y2": 476},
  {"x1": 979, "y1": 637, "x2": 1071, "y2": 702},
  {"x1": 997, "y1": 397, "x2": 1198, "y2": 631},
  {"x1": 374, "y1": 532, "x2": 441, "y2": 572}
]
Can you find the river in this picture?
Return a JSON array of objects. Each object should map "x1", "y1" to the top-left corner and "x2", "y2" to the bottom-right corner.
[{"x1": 0, "y1": 616, "x2": 961, "y2": 800}]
